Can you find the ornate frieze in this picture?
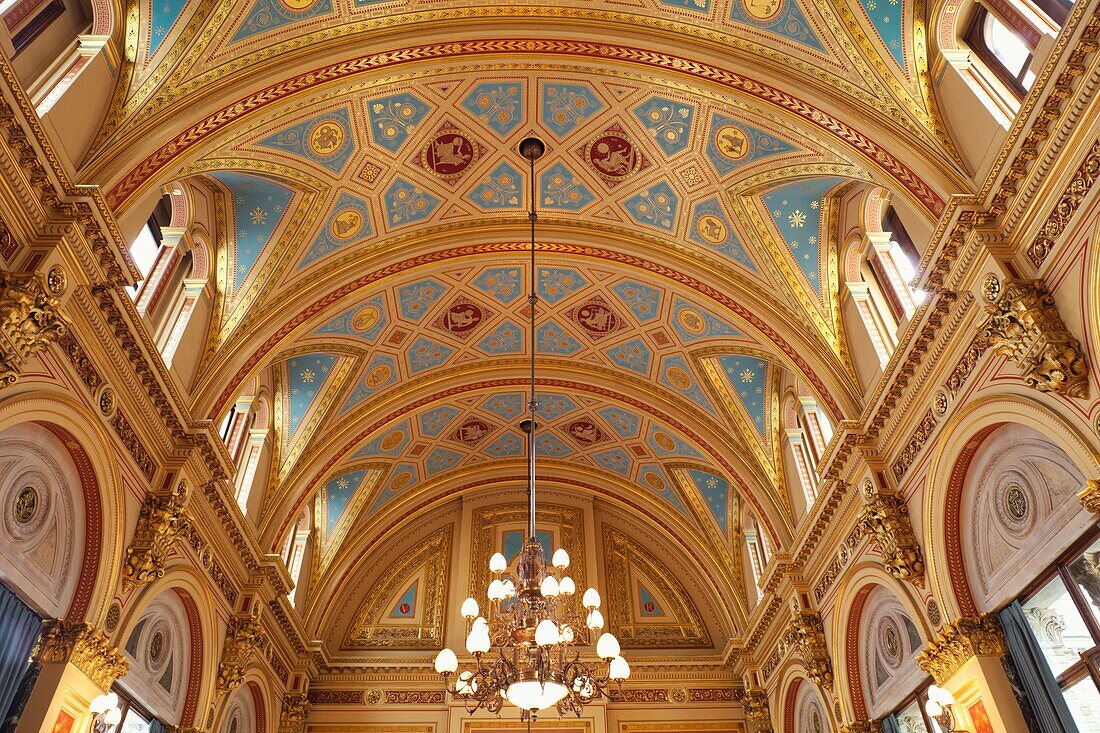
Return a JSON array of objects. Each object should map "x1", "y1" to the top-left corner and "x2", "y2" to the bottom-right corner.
[
  {"x1": 307, "y1": 689, "x2": 363, "y2": 705},
  {"x1": 743, "y1": 688, "x2": 772, "y2": 732},
  {"x1": 278, "y1": 692, "x2": 310, "y2": 733},
  {"x1": 917, "y1": 614, "x2": 1006, "y2": 684},
  {"x1": 1029, "y1": 139, "x2": 1100, "y2": 267},
  {"x1": 858, "y1": 494, "x2": 925, "y2": 586},
  {"x1": 979, "y1": 279, "x2": 1089, "y2": 398},
  {"x1": 607, "y1": 688, "x2": 669, "y2": 703},
  {"x1": 0, "y1": 271, "x2": 69, "y2": 388},
  {"x1": 1079, "y1": 479, "x2": 1100, "y2": 513},
  {"x1": 790, "y1": 610, "x2": 833, "y2": 690},
  {"x1": 892, "y1": 410, "x2": 937, "y2": 480},
  {"x1": 384, "y1": 690, "x2": 446, "y2": 704},
  {"x1": 34, "y1": 619, "x2": 128, "y2": 690},
  {"x1": 216, "y1": 613, "x2": 264, "y2": 696},
  {"x1": 122, "y1": 481, "x2": 191, "y2": 590}
]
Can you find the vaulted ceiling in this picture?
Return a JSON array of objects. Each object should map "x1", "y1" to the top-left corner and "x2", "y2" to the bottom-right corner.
[{"x1": 84, "y1": 0, "x2": 971, "y2": 658}]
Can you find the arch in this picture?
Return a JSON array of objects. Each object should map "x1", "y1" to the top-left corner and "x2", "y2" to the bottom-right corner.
[
  {"x1": 833, "y1": 563, "x2": 932, "y2": 724},
  {"x1": 0, "y1": 393, "x2": 122, "y2": 625},
  {"x1": 114, "y1": 565, "x2": 218, "y2": 727},
  {"x1": 211, "y1": 675, "x2": 270, "y2": 733},
  {"x1": 924, "y1": 394, "x2": 1100, "y2": 619}
]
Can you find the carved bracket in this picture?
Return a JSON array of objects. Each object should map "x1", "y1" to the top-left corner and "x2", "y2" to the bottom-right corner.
[
  {"x1": 858, "y1": 494, "x2": 925, "y2": 587},
  {"x1": 743, "y1": 688, "x2": 772, "y2": 732},
  {"x1": 839, "y1": 723, "x2": 882, "y2": 733},
  {"x1": 34, "y1": 619, "x2": 128, "y2": 690},
  {"x1": 0, "y1": 271, "x2": 69, "y2": 388},
  {"x1": 278, "y1": 692, "x2": 310, "y2": 733},
  {"x1": 216, "y1": 612, "x2": 265, "y2": 697},
  {"x1": 917, "y1": 614, "x2": 1006, "y2": 684},
  {"x1": 789, "y1": 610, "x2": 833, "y2": 690},
  {"x1": 979, "y1": 279, "x2": 1089, "y2": 398},
  {"x1": 122, "y1": 481, "x2": 191, "y2": 591}
]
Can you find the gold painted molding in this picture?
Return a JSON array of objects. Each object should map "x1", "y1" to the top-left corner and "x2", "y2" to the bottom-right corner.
[
  {"x1": 743, "y1": 688, "x2": 772, "y2": 732},
  {"x1": 122, "y1": 481, "x2": 191, "y2": 591},
  {"x1": 916, "y1": 614, "x2": 1005, "y2": 685},
  {"x1": 857, "y1": 494, "x2": 925, "y2": 587},
  {"x1": 33, "y1": 619, "x2": 129, "y2": 691},
  {"x1": 216, "y1": 613, "x2": 265, "y2": 696},
  {"x1": 1079, "y1": 479, "x2": 1100, "y2": 513}
]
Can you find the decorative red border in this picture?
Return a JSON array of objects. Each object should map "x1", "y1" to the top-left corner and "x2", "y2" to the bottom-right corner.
[
  {"x1": 174, "y1": 588, "x2": 204, "y2": 727},
  {"x1": 845, "y1": 584, "x2": 874, "y2": 721},
  {"x1": 943, "y1": 424, "x2": 1001, "y2": 618},
  {"x1": 211, "y1": 242, "x2": 846, "y2": 422},
  {"x1": 105, "y1": 39, "x2": 945, "y2": 217},
  {"x1": 248, "y1": 681, "x2": 265, "y2": 733},
  {"x1": 37, "y1": 422, "x2": 101, "y2": 623},
  {"x1": 783, "y1": 677, "x2": 801, "y2": 733}
]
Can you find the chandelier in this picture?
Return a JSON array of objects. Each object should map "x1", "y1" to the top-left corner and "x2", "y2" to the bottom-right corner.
[{"x1": 432, "y1": 137, "x2": 630, "y2": 720}]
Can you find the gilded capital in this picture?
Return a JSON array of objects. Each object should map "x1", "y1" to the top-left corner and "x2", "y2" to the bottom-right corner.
[
  {"x1": 216, "y1": 613, "x2": 265, "y2": 696},
  {"x1": 917, "y1": 614, "x2": 1006, "y2": 684},
  {"x1": 979, "y1": 279, "x2": 1089, "y2": 398},
  {"x1": 1079, "y1": 479, "x2": 1100, "y2": 513},
  {"x1": 0, "y1": 271, "x2": 69, "y2": 388},
  {"x1": 278, "y1": 692, "x2": 310, "y2": 733},
  {"x1": 743, "y1": 689, "x2": 772, "y2": 732},
  {"x1": 858, "y1": 494, "x2": 925, "y2": 587},
  {"x1": 790, "y1": 610, "x2": 833, "y2": 690},
  {"x1": 122, "y1": 482, "x2": 191, "y2": 591},
  {"x1": 34, "y1": 619, "x2": 128, "y2": 690}
]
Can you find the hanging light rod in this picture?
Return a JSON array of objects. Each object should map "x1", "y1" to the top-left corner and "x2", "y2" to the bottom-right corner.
[{"x1": 432, "y1": 137, "x2": 629, "y2": 721}]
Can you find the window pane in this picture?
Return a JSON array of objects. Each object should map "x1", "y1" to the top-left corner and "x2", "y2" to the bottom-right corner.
[
  {"x1": 119, "y1": 708, "x2": 152, "y2": 733},
  {"x1": 1062, "y1": 676, "x2": 1100, "y2": 731},
  {"x1": 1068, "y1": 536, "x2": 1100, "y2": 628},
  {"x1": 1022, "y1": 575, "x2": 1097, "y2": 678},
  {"x1": 129, "y1": 224, "x2": 161, "y2": 279},
  {"x1": 984, "y1": 15, "x2": 1030, "y2": 77},
  {"x1": 895, "y1": 700, "x2": 930, "y2": 733}
]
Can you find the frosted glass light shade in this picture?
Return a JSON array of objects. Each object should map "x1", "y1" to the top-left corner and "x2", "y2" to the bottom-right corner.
[
  {"x1": 466, "y1": 619, "x2": 491, "y2": 654},
  {"x1": 609, "y1": 655, "x2": 630, "y2": 680},
  {"x1": 552, "y1": 548, "x2": 570, "y2": 568},
  {"x1": 596, "y1": 632, "x2": 620, "y2": 659},
  {"x1": 927, "y1": 685, "x2": 955, "y2": 707},
  {"x1": 582, "y1": 588, "x2": 601, "y2": 608},
  {"x1": 540, "y1": 576, "x2": 559, "y2": 597},
  {"x1": 535, "y1": 618, "x2": 560, "y2": 646},
  {"x1": 104, "y1": 709, "x2": 122, "y2": 727},
  {"x1": 488, "y1": 579, "x2": 506, "y2": 601},
  {"x1": 559, "y1": 576, "x2": 575, "y2": 595},
  {"x1": 460, "y1": 597, "x2": 479, "y2": 619},
  {"x1": 925, "y1": 699, "x2": 943, "y2": 718},
  {"x1": 586, "y1": 608, "x2": 604, "y2": 630},
  {"x1": 561, "y1": 624, "x2": 575, "y2": 643},
  {"x1": 489, "y1": 552, "x2": 507, "y2": 573},
  {"x1": 90, "y1": 694, "x2": 115, "y2": 714},
  {"x1": 503, "y1": 579, "x2": 517, "y2": 597},
  {"x1": 504, "y1": 680, "x2": 569, "y2": 711},
  {"x1": 434, "y1": 648, "x2": 458, "y2": 674}
]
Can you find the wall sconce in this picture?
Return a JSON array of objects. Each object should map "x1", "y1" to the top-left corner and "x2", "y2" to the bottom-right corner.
[
  {"x1": 89, "y1": 693, "x2": 122, "y2": 733},
  {"x1": 925, "y1": 684, "x2": 967, "y2": 732}
]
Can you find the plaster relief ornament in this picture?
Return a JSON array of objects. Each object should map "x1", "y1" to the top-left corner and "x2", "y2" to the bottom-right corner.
[
  {"x1": 979, "y1": 279, "x2": 1089, "y2": 398},
  {"x1": 216, "y1": 612, "x2": 265, "y2": 696},
  {"x1": 857, "y1": 492, "x2": 925, "y2": 587},
  {"x1": 122, "y1": 481, "x2": 191, "y2": 591},
  {"x1": 0, "y1": 271, "x2": 69, "y2": 388},
  {"x1": 34, "y1": 619, "x2": 129, "y2": 690},
  {"x1": 743, "y1": 688, "x2": 773, "y2": 732},
  {"x1": 917, "y1": 614, "x2": 1006, "y2": 684},
  {"x1": 790, "y1": 610, "x2": 833, "y2": 690}
]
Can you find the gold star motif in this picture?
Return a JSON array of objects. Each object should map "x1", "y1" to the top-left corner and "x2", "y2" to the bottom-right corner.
[
  {"x1": 300, "y1": 368, "x2": 316, "y2": 383},
  {"x1": 788, "y1": 210, "x2": 807, "y2": 228},
  {"x1": 249, "y1": 207, "x2": 268, "y2": 225},
  {"x1": 740, "y1": 369, "x2": 755, "y2": 383}
]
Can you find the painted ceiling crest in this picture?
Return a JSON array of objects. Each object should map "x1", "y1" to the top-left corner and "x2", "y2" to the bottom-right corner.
[{"x1": 85, "y1": 0, "x2": 974, "y2": 653}]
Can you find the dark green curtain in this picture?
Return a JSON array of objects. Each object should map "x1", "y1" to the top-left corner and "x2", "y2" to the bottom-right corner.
[
  {"x1": 1000, "y1": 602, "x2": 1080, "y2": 733},
  {"x1": 879, "y1": 714, "x2": 900, "y2": 733},
  {"x1": 0, "y1": 584, "x2": 41, "y2": 725}
]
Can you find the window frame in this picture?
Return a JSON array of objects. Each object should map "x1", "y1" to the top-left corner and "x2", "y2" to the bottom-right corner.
[
  {"x1": 1032, "y1": 0, "x2": 1073, "y2": 27},
  {"x1": 965, "y1": 3, "x2": 1038, "y2": 97},
  {"x1": 1017, "y1": 527, "x2": 1100, "y2": 700},
  {"x1": 884, "y1": 685, "x2": 939, "y2": 732}
]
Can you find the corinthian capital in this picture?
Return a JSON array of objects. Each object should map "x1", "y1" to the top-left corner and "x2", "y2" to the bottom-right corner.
[
  {"x1": 790, "y1": 610, "x2": 833, "y2": 690},
  {"x1": 216, "y1": 612, "x2": 265, "y2": 696},
  {"x1": 34, "y1": 619, "x2": 128, "y2": 690},
  {"x1": 743, "y1": 689, "x2": 772, "y2": 732},
  {"x1": 278, "y1": 692, "x2": 310, "y2": 733},
  {"x1": 122, "y1": 481, "x2": 191, "y2": 591},
  {"x1": 980, "y1": 279, "x2": 1089, "y2": 398},
  {"x1": 917, "y1": 614, "x2": 1006, "y2": 684},
  {"x1": 858, "y1": 493, "x2": 925, "y2": 587},
  {"x1": 0, "y1": 271, "x2": 69, "y2": 388}
]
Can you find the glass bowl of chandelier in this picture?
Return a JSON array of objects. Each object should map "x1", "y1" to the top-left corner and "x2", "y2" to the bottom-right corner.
[{"x1": 434, "y1": 536, "x2": 630, "y2": 719}]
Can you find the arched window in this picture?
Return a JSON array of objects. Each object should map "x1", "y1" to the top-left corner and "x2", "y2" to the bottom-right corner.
[
  {"x1": 966, "y1": 4, "x2": 1040, "y2": 96},
  {"x1": 283, "y1": 512, "x2": 311, "y2": 605},
  {"x1": 127, "y1": 194, "x2": 174, "y2": 299}
]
